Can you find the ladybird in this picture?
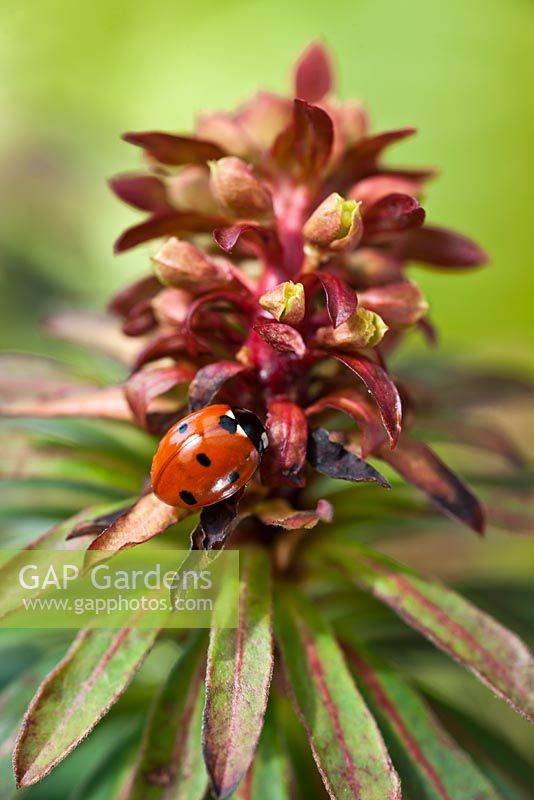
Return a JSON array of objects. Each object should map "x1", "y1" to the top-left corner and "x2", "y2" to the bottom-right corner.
[{"x1": 151, "y1": 404, "x2": 268, "y2": 509}]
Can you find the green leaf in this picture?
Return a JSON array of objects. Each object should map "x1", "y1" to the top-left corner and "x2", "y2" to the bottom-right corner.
[
  {"x1": 324, "y1": 543, "x2": 534, "y2": 721},
  {"x1": 423, "y1": 691, "x2": 534, "y2": 800},
  {"x1": 0, "y1": 501, "x2": 137, "y2": 623},
  {"x1": 0, "y1": 653, "x2": 62, "y2": 797},
  {"x1": 343, "y1": 640, "x2": 501, "y2": 800},
  {"x1": 203, "y1": 547, "x2": 273, "y2": 799},
  {"x1": 123, "y1": 632, "x2": 207, "y2": 800},
  {"x1": 13, "y1": 625, "x2": 157, "y2": 787},
  {"x1": 274, "y1": 588, "x2": 401, "y2": 800},
  {"x1": 229, "y1": 698, "x2": 291, "y2": 800}
]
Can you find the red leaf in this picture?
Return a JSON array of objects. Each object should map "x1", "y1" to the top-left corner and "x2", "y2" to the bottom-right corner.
[
  {"x1": 114, "y1": 211, "x2": 225, "y2": 253},
  {"x1": 133, "y1": 332, "x2": 187, "y2": 370},
  {"x1": 349, "y1": 174, "x2": 424, "y2": 210},
  {"x1": 306, "y1": 390, "x2": 387, "y2": 458},
  {"x1": 362, "y1": 193, "x2": 425, "y2": 241},
  {"x1": 188, "y1": 361, "x2": 246, "y2": 412},
  {"x1": 376, "y1": 435, "x2": 485, "y2": 533},
  {"x1": 261, "y1": 399, "x2": 308, "y2": 487},
  {"x1": 307, "y1": 427, "x2": 390, "y2": 487},
  {"x1": 295, "y1": 42, "x2": 333, "y2": 103},
  {"x1": 349, "y1": 127, "x2": 416, "y2": 162},
  {"x1": 124, "y1": 363, "x2": 195, "y2": 428},
  {"x1": 108, "y1": 275, "x2": 161, "y2": 316},
  {"x1": 108, "y1": 174, "x2": 172, "y2": 212},
  {"x1": 213, "y1": 223, "x2": 281, "y2": 261},
  {"x1": 358, "y1": 281, "x2": 428, "y2": 327},
  {"x1": 87, "y1": 492, "x2": 186, "y2": 556},
  {"x1": 331, "y1": 352, "x2": 402, "y2": 446},
  {"x1": 253, "y1": 320, "x2": 307, "y2": 357},
  {"x1": 271, "y1": 99, "x2": 334, "y2": 180},
  {"x1": 314, "y1": 272, "x2": 357, "y2": 328},
  {"x1": 332, "y1": 128, "x2": 417, "y2": 187},
  {"x1": 122, "y1": 131, "x2": 225, "y2": 165},
  {"x1": 399, "y1": 225, "x2": 488, "y2": 268}
]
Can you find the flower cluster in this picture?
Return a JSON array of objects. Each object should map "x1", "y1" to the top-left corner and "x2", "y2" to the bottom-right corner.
[{"x1": 106, "y1": 42, "x2": 486, "y2": 545}]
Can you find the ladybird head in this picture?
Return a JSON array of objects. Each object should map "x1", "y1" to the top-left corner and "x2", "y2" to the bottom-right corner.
[{"x1": 231, "y1": 407, "x2": 269, "y2": 454}]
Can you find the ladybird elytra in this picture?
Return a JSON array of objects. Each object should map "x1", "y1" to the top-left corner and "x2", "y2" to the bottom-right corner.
[{"x1": 150, "y1": 404, "x2": 268, "y2": 509}]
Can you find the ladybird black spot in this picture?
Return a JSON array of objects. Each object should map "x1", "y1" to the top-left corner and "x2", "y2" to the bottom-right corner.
[
  {"x1": 178, "y1": 423, "x2": 188, "y2": 434},
  {"x1": 196, "y1": 453, "x2": 211, "y2": 467},
  {"x1": 228, "y1": 470, "x2": 240, "y2": 484},
  {"x1": 219, "y1": 415, "x2": 238, "y2": 434},
  {"x1": 179, "y1": 490, "x2": 197, "y2": 506}
]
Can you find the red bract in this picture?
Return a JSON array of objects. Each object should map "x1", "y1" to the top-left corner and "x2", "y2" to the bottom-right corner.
[
  {"x1": 104, "y1": 43, "x2": 490, "y2": 546},
  {"x1": 6, "y1": 43, "x2": 490, "y2": 550}
]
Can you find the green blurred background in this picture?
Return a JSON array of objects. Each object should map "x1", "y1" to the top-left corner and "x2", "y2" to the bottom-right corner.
[{"x1": 0, "y1": 0, "x2": 533, "y2": 367}]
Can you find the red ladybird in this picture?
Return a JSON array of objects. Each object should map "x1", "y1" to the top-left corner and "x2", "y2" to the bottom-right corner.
[{"x1": 151, "y1": 404, "x2": 268, "y2": 509}]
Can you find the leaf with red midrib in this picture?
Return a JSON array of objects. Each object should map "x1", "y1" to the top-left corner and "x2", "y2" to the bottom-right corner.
[
  {"x1": 14, "y1": 625, "x2": 157, "y2": 788},
  {"x1": 124, "y1": 632, "x2": 208, "y2": 800},
  {"x1": 326, "y1": 543, "x2": 534, "y2": 722},
  {"x1": 343, "y1": 641, "x2": 501, "y2": 800},
  {"x1": 274, "y1": 589, "x2": 401, "y2": 800},
  {"x1": 203, "y1": 548, "x2": 273, "y2": 799}
]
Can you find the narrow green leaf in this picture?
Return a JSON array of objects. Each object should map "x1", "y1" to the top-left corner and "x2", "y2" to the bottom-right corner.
[
  {"x1": 0, "y1": 654, "x2": 62, "y2": 797},
  {"x1": 274, "y1": 588, "x2": 401, "y2": 800},
  {"x1": 13, "y1": 625, "x2": 157, "y2": 787},
  {"x1": 123, "y1": 632, "x2": 208, "y2": 800},
  {"x1": 203, "y1": 547, "x2": 273, "y2": 799},
  {"x1": 424, "y1": 692, "x2": 534, "y2": 800},
  {"x1": 324, "y1": 544, "x2": 534, "y2": 721},
  {"x1": 229, "y1": 699, "x2": 291, "y2": 800},
  {"x1": 343, "y1": 640, "x2": 501, "y2": 800},
  {"x1": 0, "y1": 501, "x2": 135, "y2": 623}
]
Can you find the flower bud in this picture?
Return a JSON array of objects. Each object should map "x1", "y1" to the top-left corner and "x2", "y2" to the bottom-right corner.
[
  {"x1": 152, "y1": 237, "x2": 231, "y2": 289},
  {"x1": 259, "y1": 281, "x2": 305, "y2": 324},
  {"x1": 358, "y1": 281, "x2": 429, "y2": 327},
  {"x1": 238, "y1": 92, "x2": 293, "y2": 151},
  {"x1": 196, "y1": 111, "x2": 251, "y2": 159},
  {"x1": 167, "y1": 166, "x2": 220, "y2": 214},
  {"x1": 151, "y1": 288, "x2": 193, "y2": 326},
  {"x1": 209, "y1": 157, "x2": 273, "y2": 219},
  {"x1": 315, "y1": 307, "x2": 388, "y2": 350},
  {"x1": 303, "y1": 193, "x2": 362, "y2": 251}
]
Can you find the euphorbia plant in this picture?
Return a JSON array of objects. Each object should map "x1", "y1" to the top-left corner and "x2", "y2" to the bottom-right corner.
[{"x1": 1, "y1": 42, "x2": 533, "y2": 799}]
